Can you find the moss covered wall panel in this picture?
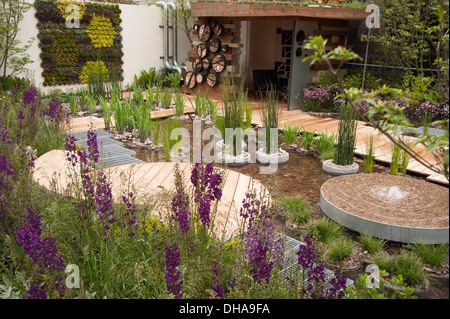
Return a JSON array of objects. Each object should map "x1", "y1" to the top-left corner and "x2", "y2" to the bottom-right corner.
[{"x1": 34, "y1": 0, "x2": 124, "y2": 86}]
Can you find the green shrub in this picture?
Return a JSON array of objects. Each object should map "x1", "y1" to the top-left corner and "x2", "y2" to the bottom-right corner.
[
  {"x1": 314, "y1": 132, "x2": 336, "y2": 160},
  {"x1": 326, "y1": 237, "x2": 356, "y2": 263},
  {"x1": 394, "y1": 251, "x2": 427, "y2": 287},
  {"x1": 373, "y1": 253, "x2": 395, "y2": 274},
  {"x1": 359, "y1": 234, "x2": 386, "y2": 255},
  {"x1": 407, "y1": 243, "x2": 448, "y2": 268},
  {"x1": 307, "y1": 218, "x2": 344, "y2": 244},
  {"x1": 278, "y1": 196, "x2": 311, "y2": 225},
  {"x1": 301, "y1": 129, "x2": 315, "y2": 150},
  {"x1": 282, "y1": 123, "x2": 300, "y2": 146}
]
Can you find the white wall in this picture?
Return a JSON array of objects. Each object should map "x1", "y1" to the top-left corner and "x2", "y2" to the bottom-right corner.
[{"x1": 10, "y1": 1, "x2": 191, "y2": 93}]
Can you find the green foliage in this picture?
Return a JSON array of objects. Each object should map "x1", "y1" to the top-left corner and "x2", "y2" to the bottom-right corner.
[
  {"x1": 168, "y1": 72, "x2": 182, "y2": 89},
  {"x1": 133, "y1": 67, "x2": 157, "y2": 90},
  {"x1": 278, "y1": 196, "x2": 311, "y2": 225},
  {"x1": 194, "y1": 91, "x2": 208, "y2": 118},
  {"x1": 303, "y1": 35, "x2": 361, "y2": 66},
  {"x1": 390, "y1": 142, "x2": 401, "y2": 175},
  {"x1": 206, "y1": 96, "x2": 218, "y2": 123},
  {"x1": 370, "y1": 0, "x2": 440, "y2": 72},
  {"x1": 111, "y1": 95, "x2": 127, "y2": 134},
  {"x1": 99, "y1": 96, "x2": 111, "y2": 131},
  {"x1": 334, "y1": 104, "x2": 358, "y2": 166},
  {"x1": 307, "y1": 218, "x2": 344, "y2": 244},
  {"x1": 373, "y1": 253, "x2": 395, "y2": 274},
  {"x1": 363, "y1": 136, "x2": 375, "y2": 173},
  {"x1": 359, "y1": 234, "x2": 386, "y2": 255},
  {"x1": 407, "y1": 243, "x2": 449, "y2": 268},
  {"x1": 326, "y1": 237, "x2": 356, "y2": 263},
  {"x1": 402, "y1": 73, "x2": 435, "y2": 105},
  {"x1": 260, "y1": 86, "x2": 280, "y2": 154},
  {"x1": 152, "y1": 119, "x2": 160, "y2": 146},
  {"x1": 0, "y1": 76, "x2": 31, "y2": 92},
  {"x1": 160, "y1": 89, "x2": 172, "y2": 109},
  {"x1": 223, "y1": 79, "x2": 246, "y2": 155},
  {"x1": 282, "y1": 123, "x2": 300, "y2": 146},
  {"x1": 174, "y1": 91, "x2": 185, "y2": 117},
  {"x1": 394, "y1": 251, "x2": 427, "y2": 287},
  {"x1": 214, "y1": 115, "x2": 225, "y2": 137},
  {"x1": 244, "y1": 101, "x2": 252, "y2": 130},
  {"x1": 314, "y1": 132, "x2": 336, "y2": 160},
  {"x1": 69, "y1": 94, "x2": 78, "y2": 116},
  {"x1": 300, "y1": 129, "x2": 315, "y2": 151},
  {"x1": 130, "y1": 103, "x2": 152, "y2": 143},
  {"x1": 161, "y1": 117, "x2": 182, "y2": 161},
  {"x1": 345, "y1": 271, "x2": 416, "y2": 299}
]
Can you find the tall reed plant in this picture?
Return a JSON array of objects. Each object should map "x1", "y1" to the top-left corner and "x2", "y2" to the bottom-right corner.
[
  {"x1": 111, "y1": 96, "x2": 127, "y2": 134},
  {"x1": 259, "y1": 86, "x2": 280, "y2": 154},
  {"x1": 301, "y1": 129, "x2": 315, "y2": 151},
  {"x1": 152, "y1": 119, "x2": 161, "y2": 146},
  {"x1": 99, "y1": 96, "x2": 112, "y2": 131},
  {"x1": 162, "y1": 117, "x2": 182, "y2": 161},
  {"x1": 78, "y1": 88, "x2": 88, "y2": 112},
  {"x1": 132, "y1": 83, "x2": 144, "y2": 107},
  {"x1": 223, "y1": 79, "x2": 246, "y2": 156},
  {"x1": 160, "y1": 89, "x2": 172, "y2": 109},
  {"x1": 131, "y1": 104, "x2": 152, "y2": 143},
  {"x1": 334, "y1": 105, "x2": 358, "y2": 166},
  {"x1": 69, "y1": 95, "x2": 78, "y2": 115},
  {"x1": 364, "y1": 135, "x2": 375, "y2": 173},
  {"x1": 174, "y1": 92, "x2": 185, "y2": 118},
  {"x1": 390, "y1": 143, "x2": 401, "y2": 175},
  {"x1": 194, "y1": 91, "x2": 208, "y2": 118},
  {"x1": 206, "y1": 95, "x2": 218, "y2": 122}
]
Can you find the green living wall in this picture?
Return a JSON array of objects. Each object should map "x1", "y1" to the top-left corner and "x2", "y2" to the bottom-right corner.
[{"x1": 34, "y1": 0, "x2": 124, "y2": 86}]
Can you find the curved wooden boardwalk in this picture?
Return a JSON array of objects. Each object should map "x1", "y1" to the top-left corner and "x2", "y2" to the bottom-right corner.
[{"x1": 33, "y1": 150, "x2": 263, "y2": 240}]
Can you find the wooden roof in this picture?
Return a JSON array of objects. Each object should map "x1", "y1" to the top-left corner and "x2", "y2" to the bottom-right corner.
[{"x1": 191, "y1": 2, "x2": 370, "y2": 21}]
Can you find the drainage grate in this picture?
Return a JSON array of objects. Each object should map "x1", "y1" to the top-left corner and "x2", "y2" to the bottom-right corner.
[
  {"x1": 275, "y1": 233, "x2": 354, "y2": 287},
  {"x1": 71, "y1": 130, "x2": 144, "y2": 168}
]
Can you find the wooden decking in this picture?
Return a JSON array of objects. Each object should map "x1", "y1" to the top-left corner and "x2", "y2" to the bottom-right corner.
[{"x1": 33, "y1": 150, "x2": 262, "y2": 239}]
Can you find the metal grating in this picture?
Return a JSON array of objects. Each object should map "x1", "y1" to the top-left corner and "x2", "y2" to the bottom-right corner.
[
  {"x1": 71, "y1": 130, "x2": 144, "y2": 168},
  {"x1": 275, "y1": 233, "x2": 354, "y2": 287}
]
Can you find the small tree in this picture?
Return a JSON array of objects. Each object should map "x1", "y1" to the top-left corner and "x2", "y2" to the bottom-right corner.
[{"x1": 0, "y1": 0, "x2": 33, "y2": 85}]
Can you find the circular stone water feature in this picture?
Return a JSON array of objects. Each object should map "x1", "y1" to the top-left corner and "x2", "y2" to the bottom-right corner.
[{"x1": 320, "y1": 174, "x2": 449, "y2": 244}]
